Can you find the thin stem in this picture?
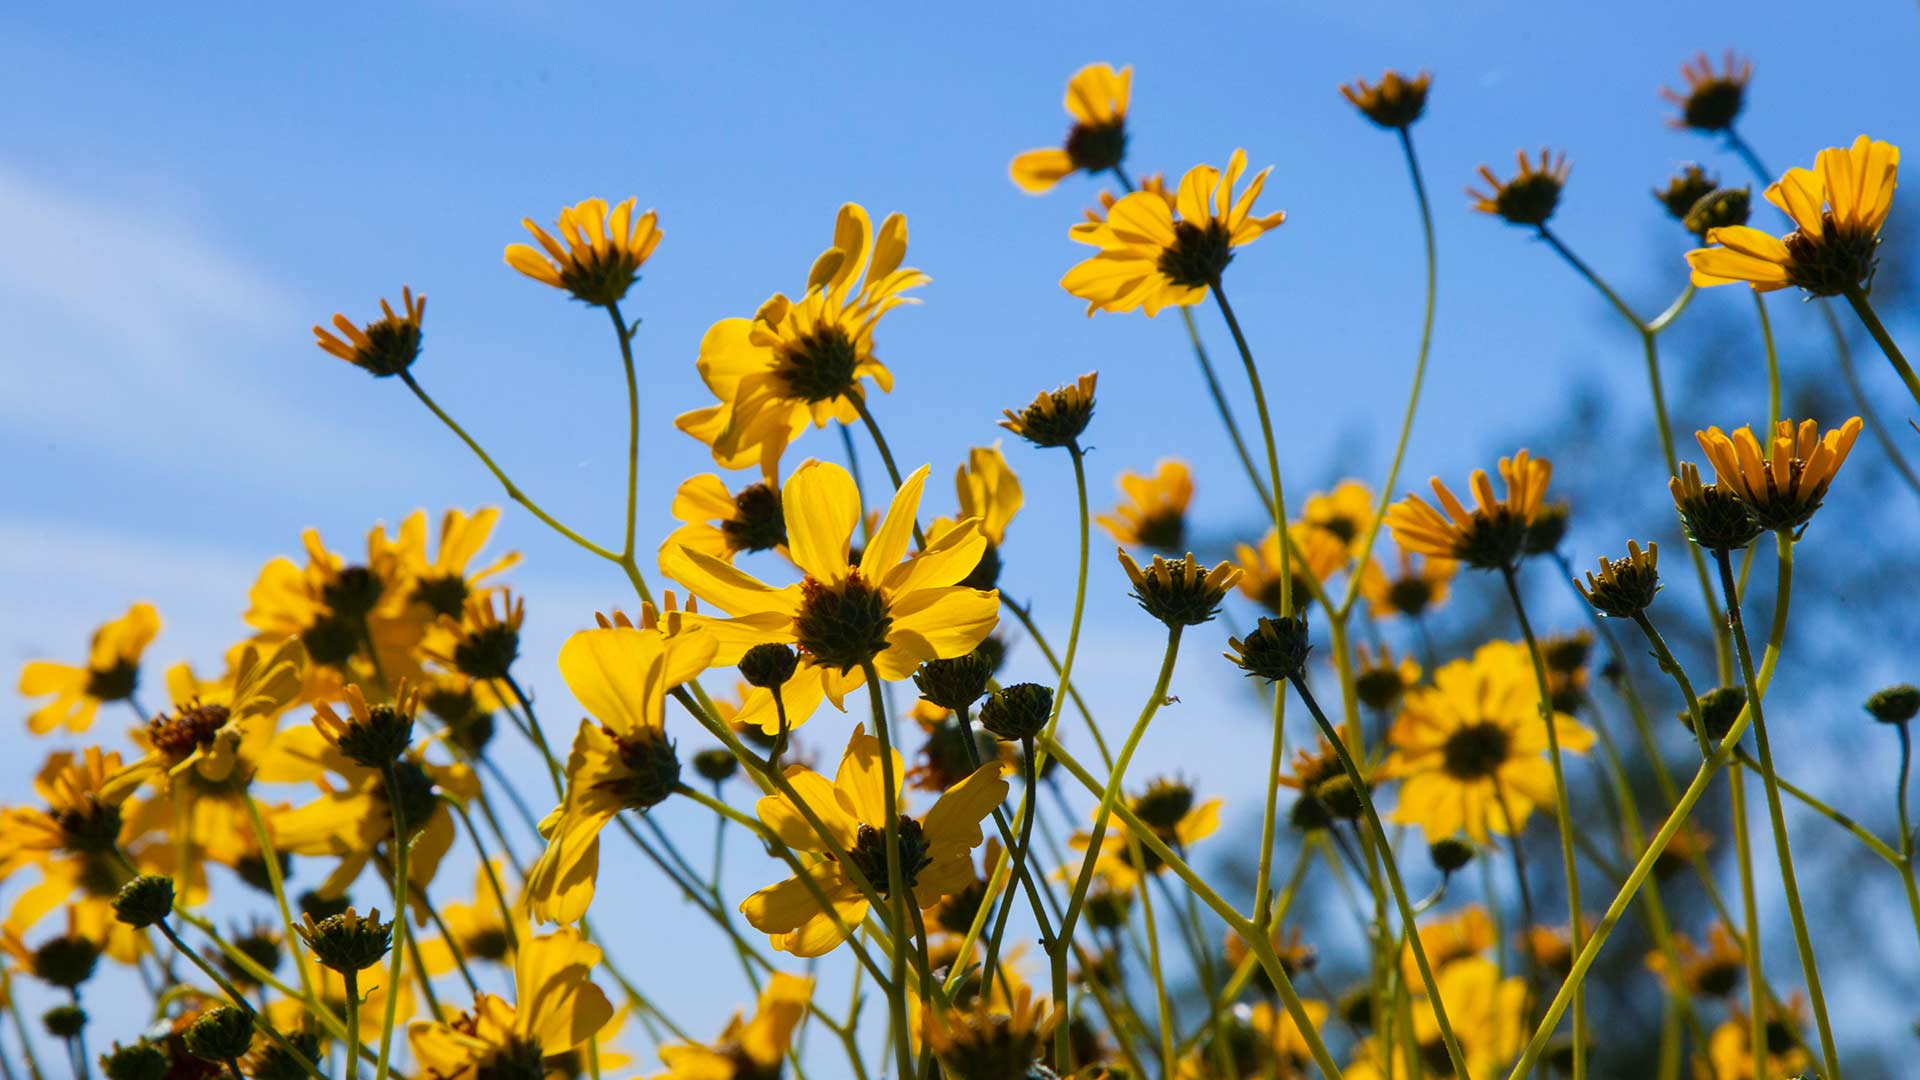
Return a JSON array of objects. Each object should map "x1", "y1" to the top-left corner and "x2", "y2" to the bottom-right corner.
[
  {"x1": 1210, "y1": 282, "x2": 1292, "y2": 615},
  {"x1": 1288, "y1": 675, "x2": 1472, "y2": 1079},
  {"x1": 847, "y1": 393, "x2": 925, "y2": 548},
  {"x1": 1179, "y1": 305, "x2": 1270, "y2": 507},
  {"x1": 1034, "y1": 441, "x2": 1098, "y2": 773},
  {"x1": 607, "y1": 302, "x2": 642, "y2": 560},
  {"x1": 859, "y1": 662, "x2": 915, "y2": 1080},
  {"x1": 1713, "y1": 545, "x2": 1840, "y2": 1079},
  {"x1": 373, "y1": 766, "x2": 412, "y2": 1080},
  {"x1": 1343, "y1": 125, "x2": 1439, "y2": 618},
  {"x1": 398, "y1": 371, "x2": 619, "y2": 562},
  {"x1": 1501, "y1": 565, "x2": 1587, "y2": 1078},
  {"x1": 1730, "y1": 761, "x2": 1770, "y2": 1078},
  {"x1": 1752, "y1": 291, "x2": 1780, "y2": 430},
  {"x1": 1053, "y1": 625, "x2": 1183, "y2": 1067},
  {"x1": 1731, "y1": 747, "x2": 1901, "y2": 865},
  {"x1": 344, "y1": 971, "x2": 361, "y2": 1080},
  {"x1": 1003, "y1": 599, "x2": 1113, "y2": 766},
  {"x1": 244, "y1": 794, "x2": 315, "y2": 1003},
  {"x1": 1843, "y1": 284, "x2": 1920, "y2": 408},
  {"x1": 1724, "y1": 128, "x2": 1772, "y2": 185}
]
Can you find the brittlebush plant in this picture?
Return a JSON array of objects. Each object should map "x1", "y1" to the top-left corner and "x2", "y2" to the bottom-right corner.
[{"x1": 8, "y1": 46, "x2": 1915, "y2": 1080}]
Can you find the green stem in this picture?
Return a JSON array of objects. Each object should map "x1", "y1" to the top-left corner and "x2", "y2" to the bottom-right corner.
[
  {"x1": 154, "y1": 919, "x2": 330, "y2": 1080},
  {"x1": 244, "y1": 794, "x2": 316, "y2": 1003},
  {"x1": 1730, "y1": 761, "x2": 1770, "y2": 1078},
  {"x1": 607, "y1": 302, "x2": 643, "y2": 560},
  {"x1": 1844, "y1": 283, "x2": 1920, "y2": 408},
  {"x1": 1713, "y1": 544, "x2": 1841, "y2": 1078},
  {"x1": 1288, "y1": 676, "x2": 1472, "y2": 1079},
  {"x1": 1731, "y1": 748, "x2": 1901, "y2": 866},
  {"x1": 344, "y1": 971, "x2": 361, "y2": 1080},
  {"x1": 398, "y1": 371, "x2": 619, "y2": 562},
  {"x1": 847, "y1": 394, "x2": 925, "y2": 548},
  {"x1": 1003, "y1": 599, "x2": 1113, "y2": 767},
  {"x1": 1210, "y1": 282, "x2": 1292, "y2": 615},
  {"x1": 858, "y1": 662, "x2": 915, "y2": 1080},
  {"x1": 1753, "y1": 291, "x2": 1780, "y2": 430},
  {"x1": 1824, "y1": 299, "x2": 1920, "y2": 499},
  {"x1": 373, "y1": 767, "x2": 412, "y2": 1080},
  {"x1": 1501, "y1": 565, "x2": 1587, "y2": 1078},
  {"x1": 1053, "y1": 625, "x2": 1183, "y2": 1067}
]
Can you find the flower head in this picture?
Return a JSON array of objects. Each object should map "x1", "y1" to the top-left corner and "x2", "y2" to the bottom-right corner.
[
  {"x1": 1386, "y1": 641, "x2": 1594, "y2": 842},
  {"x1": 1576, "y1": 540, "x2": 1662, "y2": 618},
  {"x1": 1096, "y1": 459, "x2": 1192, "y2": 551},
  {"x1": 1655, "y1": 164, "x2": 1720, "y2": 222},
  {"x1": 921, "y1": 986, "x2": 1058, "y2": 1079},
  {"x1": 1669, "y1": 463, "x2": 1762, "y2": 552},
  {"x1": 1660, "y1": 51, "x2": 1751, "y2": 132},
  {"x1": 1118, "y1": 550, "x2": 1240, "y2": 627},
  {"x1": 1687, "y1": 136, "x2": 1899, "y2": 295},
  {"x1": 313, "y1": 683, "x2": 417, "y2": 770},
  {"x1": 294, "y1": 907, "x2": 391, "y2": 974},
  {"x1": 1234, "y1": 524, "x2": 1346, "y2": 615},
  {"x1": 1000, "y1": 373, "x2": 1097, "y2": 448},
  {"x1": 1225, "y1": 614, "x2": 1312, "y2": 684},
  {"x1": 19, "y1": 603, "x2": 160, "y2": 735},
  {"x1": 741, "y1": 725, "x2": 1006, "y2": 956},
  {"x1": 1340, "y1": 70, "x2": 1431, "y2": 129},
  {"x1": 407, "y1": 927, "x2": 613, "y2": 1076},
  {"x1": 1010, "y1": 63, "x2": 1132, "y2": 193},
  {"x1": 313, "y1": 287, "x2": 425, "y2": 377},
  {"x1": 1062, "y1": 149, "x2": 1286, "y2": 316},
  {"x1": 433, "y1": 590, "x2": 526, "y2": 682},
  {"x1": 1468, "y1": 149, "x2": 1570, "y2": 227},
  {"x1": 506, "y1": 197, "x2": 661, "y2": 306},
  {"x1": 393, "y1": 507, "x2": 521, "y2": 621},
  {"x1": 663, "y1": 475, "x2": 789, "y2": 568},
  {"x1": 1354, "y1": 643, "x2": 1421, "y2": 711},
  {"x1": 677, "y1": 204, "x2": 926, "y2": 477},
  {"x1": 1694, "y1": 417, "x2": 1863, "y2": 530},
  {"x1": 1647, "y1": 922, "x2": 1746, "y2": 999},
  {"x1": 653, "y1": 972, "x2": 814, "y2": 1079},
  {"x1": 1384, "y1": 451, "x2": 1552, "y2": 570}
]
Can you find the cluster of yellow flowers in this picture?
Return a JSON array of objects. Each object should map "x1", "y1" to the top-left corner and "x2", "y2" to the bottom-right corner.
[{"x1": 7, "y1": 47, "x2": 1912, "y2": 1080}]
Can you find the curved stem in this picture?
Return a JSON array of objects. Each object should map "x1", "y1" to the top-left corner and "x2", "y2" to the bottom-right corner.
[
  {"x1": 1343, "y1": 126, "x2": 1439, "y2": 617},
  {"x1": 1288, "y1": 676, "x2": 1472, "y2": 1079},
  {"x1": 1725, "y1": 128, "x2": 1772, "y2": 185},
  {"x1": 1053, "y1": 626, "x2": 1182, "y2": 1066},
  {"x1": 1501, "y1": 566, "x2": 1587, "y2": 1077},
  {"x1": 243, "y1": 794, "x2": 315, "y2": 1004},
  {"x1": 1731, "y1": 747, "x2": 1900, "y2": 866},
  {"x1": 1036, "y1": 442, "x2": 1097, "y2": 765},
  {"x1": 847, "y1": 393, "x2": 924, "y2": 548},
  {"x1": 607, "y1": 302, "x2": 642, "y2": 560},
  {"x1": 858, "y1": 662, "x2": 914, "y2": 1080},
  {"x1": 1825, "y1": 300, "x2": 1920, "y2": 500},
  {"x1": 1210, "y1": 282, "x2": 1292, "y2": 615},
  {"x1": 1713, "y1": 545, "x2": 1840, "y2": 1078},
  {"x1": 398, "y1": 371, "x2": 619, "y2": 562},
  {"x1": 1843, "y1": 284, "x2": 1920, "y2": 408},
  {"x1": 373, "y1": 767, "x2": 412, "y2": 1080}
]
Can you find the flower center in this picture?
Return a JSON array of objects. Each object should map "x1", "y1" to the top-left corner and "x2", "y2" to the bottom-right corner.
[
  {"x1": 1155, "y1": 220, "x2": 1234, "y2": 290},
  {"x1": 776, "y1": 324, "x2": 861, "y2": 403},
  {"x1": 558, "y1": 247, "x2": 642, "y2": 308},
  {"x1": 602, "y1": 727, "x2": 680, "y2": 811},
  {"x1": 715, "y1": 1042, "x2": 785, "y2": 1080},
  {"x1": 1783, "y1": 211, "x2": 1881, "y2": 297},
  {"x1": 721, "y1": 483, "x2": 788, "y2": 553},
  {"x1": 1442, "y1": 722, "x2": 1512, "y2": 781},
  {"x1": 1131, "y1": 783, "x2": 1195, "y2": 834},
  {"x1": 147, "y1": 702, "x2": 232, "y2": 760},
  {"x1": 1386, "y1": 576, "x2": 1435, "y2": 615},
  {"x1": 52, "y1": 802, "x2": 124, "y2": 854},
  {"x1": 1133, "y1": 510, "x2": 1185, "y2": 551},
  {"x1": 472, "y1": 1037, "x2": 548, "y2": 1080},
  {"x1": 355, "y1": 317, "x2": 423, "y2": 377},
  {"x1": 413, "y1": 573, "x2": 470, "y2": 619},
  {"x1": 1316, "y1": 513, "x2": 1360, "y2": 545},
  {"x1": 301, "y1": 613, "x2": 362, "y2": 668},
  {"x1": 1682, "y1": 81, "x2": 1744, "y2": 131},
  {"x1": 845, "y1": 816, "x2": 931, "y2": 900},
  {"x1": 1493, "y1": 173, "x2": 1564, "y2": 227},
  {"x1": 84, "y1": 659, "x2": 138, "y2": 703},
  {"x1": 794, "y1": 569, "x2": 892, "y2": 672},
  {"x1": 1064, "y1": 120, "x2": 1127, "y2": 173},
  {"x1": 464, "y1": 927, "x2": 513, "y2": 964},
  {"x1": 323, "y1": 565, "x2": 384, "y2": 620}
]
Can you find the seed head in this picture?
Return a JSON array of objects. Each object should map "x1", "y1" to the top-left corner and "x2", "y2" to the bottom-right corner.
[
  {"x1": 1576, "y1": 540, "x2": 1661, "y2": 618},
  {"x1": 1119, "y1": 549, "x2": 1240, "y2": 628},
  {"x1": 1225, "y1": 614, "x2": 1312, "y2": 683},
  {"x1": 295, "y1": 907, "x2": 392, "y2": 974}
]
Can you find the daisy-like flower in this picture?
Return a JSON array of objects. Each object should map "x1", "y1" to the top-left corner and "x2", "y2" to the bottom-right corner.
[
  {"x1": 1385, "y1": 640, "x2": 1594, "y2": 842},
  {"x1": 1000, "y1": 372, "x2": 1098, "y2": 449},
  {"x1": 662, "y1": 460, "x2": 999, "y2": 736},
  {"x1": 662, "y1": 474, "x2": 789, "y2": 566},
  {"x1": 1276, "y1": 735, "x2": 1365, "y2": 833},
  {"x1": 1061, "y1": 149, "x2": 1286, "y2": 316},
  {"x1": 1468, "y1": 149, "x2": 1570, "y2": 227},
  {"x1": 1340, "y1": 69, "x2": 1432, "y2": 129},
  {"x1": 1354, "y1": 642, "x2": 1422, "y2": 712},
  {"x1": 1009, "y1": 63, "x2": 1132, "y2": 193},
  {"x1": 741, "y1": 724, "x2": 1006, "y2": 957},
  {"x1": 0, "y1": 749, "x2": 157, "y2": 964},
  {"x1": 652, "y1": 972, "x2": 814, "y2": 1080},
  {"x1": 1302, "y1": 480, "x2": 1376, "y2": 554},
  {"x1": 312, "y1": 287, "x2": 425, "y2": 377},
  {"x1": 1408, "y1": 958, "x2": 1528, "y2": 1076},
  {"x1": 676, "y1": 204, "x2": 927, "y2": 478},
  {"x1": 1079, "y1": 173, "x2": 1172, "y2": 228},
  {"x1": 934, "y1": 443, "x2": 1024, "y2": 549},
  {"x1": 1693, "y1": 417, "x2": 1864, "y2": 530},
  {"x1": 1660, "y1": 51, "x2": 1751, "y2": 133},
  {"x1": 1176, "y1": 998, "x2": 1329, "y2": 1079},
  {"x1": 407, "y1": 926, "x2": 614, "y2": 1077},
  {"x1": 921, "y1": 985, "x2": 1058, "y2": 1079},
  {"x1": 1706, "y1": 995, "x2": 1814, "y2": 1080},
  {"x1": 1384, "y1": 451, "x2": 1552, "y2": 571},
  {"x1": 244, "y1": 526, "x2": 425, "y2": 692},
  {"x1": 19, "y1": 603, "x2": 160, "y2": 735},
  {"x1": 108, "y1": 637, "x2": 307, "y2": 800},
  {"x1": 390, "y1": 507, "x2": 521, "y2": 622},
  {"x1": 525, "y1": 625, "x2": 717, "y2": 924},
  {"x1": 1687, "y1": 137, "x2": 1899, "y2": 296},
  {"x1": 1402, "y1": 904, "x2": 1497, "y2": 985},
  {"x1": 1359, "y1": 547, "x2": 1458, "y2": 620},
  {"x1": 1095, "y1": 459, "x2": 1192, "y2": 550},
  {"x1": 1234, "y1": 525, "x2": 1346, "y2": 614},
  {"x1": 418, "y1": 860, "x2": 518, "y2": 976},
  {"x1": 505, "y1": 197, "x2": 661, "y2": 307},
  {"x1": 1072, "y1": 778, "x2": 1222, "y2": 891},
  {"x1": 1646, "y1": 922, "x2": 1746, "y2": 999}
]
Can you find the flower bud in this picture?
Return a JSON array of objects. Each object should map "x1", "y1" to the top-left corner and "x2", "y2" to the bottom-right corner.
[
  {"x1": 1867, "y1": 684, "x2": 1920, "y2": 725},
  {"x1": 41, "y1": 1004, "x2": 86, "y2": 1038},
  {"x1": 1225, "y1": 614, "x2": 1312, "y2": 683},
  {"x1": 100, "y1": 1043, "x2": 170, "y2": 1080},
  {"x1": 183, "y1": 1006, "x2": 253, "y2": 1063},
  {"x1": 978, "y1": 683, "x2": 1054, "y2": 742},
  {"x1": 295, "y1": 907, "x2": 392, "y2": 975},
  {"x1": 739, "y1": 643, "x2": 799, "y2": 689},
  {"x1": 914, "y1": 648, "x2": 997, "y2": 713},
  {"x1": 1429, "y1": 836, "x2": 1476, "y2": 875},
  {"x1": 691, "y1": 748, "x2": 740, "y2": 784},
  {"x1": 112, "y1": 875, "x2": 175, "y2": 929}
]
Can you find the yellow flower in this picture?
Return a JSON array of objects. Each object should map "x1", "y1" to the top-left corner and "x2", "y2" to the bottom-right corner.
[
  {"x1": 1359, "y1": 547, "x2": 1458, "y2": 619},
  {"x1": 1079, "y1": 173, "x2": 1171, "y2": 228},
  {"x1": 936, "y1": 443, "x2": 1024, "y2": 548},
  {"x1": 676, "y1": 204, "x2": 927, "y2": 477},
  {"x1": 525, "y1": 625, "x2": 718, "y2": 924},
  {"x1": 1384, "y1": 450, "x2": 1552, "y2": 570},
  {"x1": 999, "y1": 372, "x2": 1098, "y2": 449},
  {"x1": 390, "y1": 507, "x2": 521, "y2": 621},
  {"x1": 505, "y1": 197, "x2": 661, "y2": 306},
  {"x1": 1660, "y1": 51, "x2": 1751, "y2": 133},
  {"x1": 1410, "y1": 957, "x2": 1528, "y2": 1076},
  {"x1": 1354, "y1": 642, "x2": 1422, "y2": 712},
  {"x1": 663, "y1": 474, "x2": 789, "y2": 566},
  {"x1": 1233, "y1": 524, "x2": 1347, "y2": 613},
  {"x1": 1687, "y1": 137, "x2": 1898, "y2": 296},
  {"x1": 1072, "y1": 778, "x2": 1221, "y2": 892},
  {"x1": 1703, "y1": 995, "x2": 1813, "y2": 1080},
  {"x1": 1402, "y1": 904, "x2": 1497, "y2": 986},
  {"x1": 419, "y1": 860, "x2": 518, "y2": 976},
  {"x1": 663, "y1": 460, "x2": 1000, "y2": 732},
  {"x1": 1647, "y1": 922, "x2": 1746, "y2": 999},
  {"x1": 0, "y1": 750, "x2": 157, "y2": 963},
  {"x1": 1061, "y1": 149, "x2": 1286, "y2": 316},
  {"x1": 1693, "y1": 417, "x2": 1863, "y2": 530},
  {"x1": 312, "y1": 287, "x2": 425, "y2": 377},
  {"x1": 742, "y1": 724, "x2": 1006, "y2": 957},
  {"x1": 1340, "y1": 69, "x2": 1432, "y2": 129},
  {"x1": 244, "y1": 526, "x2": 425, "y2": 693},
  {"x1": 1467, "y1": 148, "x2": 1570, "y2": 227},
  {"x1": 1010, "y1": 63, "x2": 1132, "y2": 193},
  {"x1": 109, "y1": 637, "x2": 307, "y2": 799},
  {"x1": 1095, "y1": 459, "x2": 1192, "y2": 550},
  {"x1": 921, "y1": 985, "x2": 1058, "y2": 1079},
  {"x1": 652, "y1": 971, "x2": 814, "y2": 1079},
  {"x1": 18, "y1": 603, "x2": 160, "y2": 735},
  {"x1": 408, "y1": 926, "x2": 614, "y2": 1077},
  {"x1": 1385, "y1": 640, "x2": 1594, "y2": 843}
]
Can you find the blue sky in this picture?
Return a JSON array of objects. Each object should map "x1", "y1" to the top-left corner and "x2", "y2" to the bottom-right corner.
[{"x1": 5, "y1": 0, "x2": 1918, "y2": 1068}]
